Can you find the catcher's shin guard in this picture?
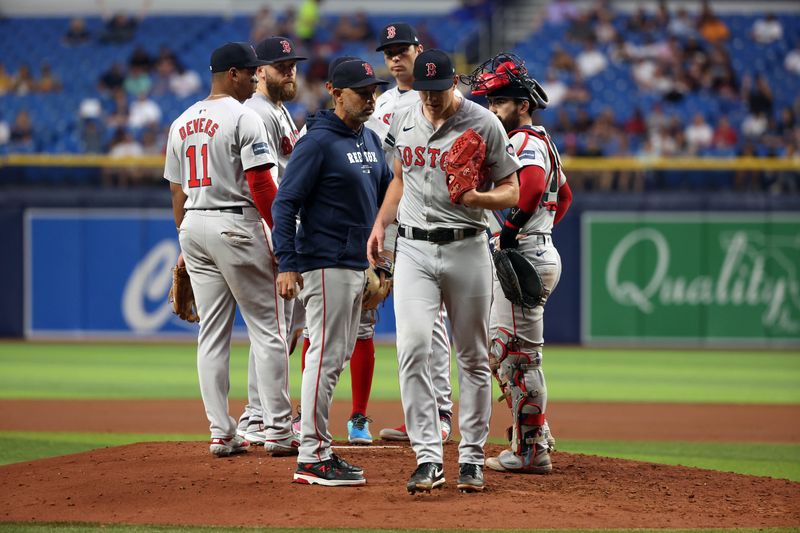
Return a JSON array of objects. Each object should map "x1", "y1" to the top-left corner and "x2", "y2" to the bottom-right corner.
[{"x1": 490, "y1": 328, "x2": 547, "y2": 470}]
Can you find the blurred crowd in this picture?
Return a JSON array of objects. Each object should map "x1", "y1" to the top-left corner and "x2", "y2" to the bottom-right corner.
[{"x1": 0, "y1": 0, "x2": 796, "y2": 192}]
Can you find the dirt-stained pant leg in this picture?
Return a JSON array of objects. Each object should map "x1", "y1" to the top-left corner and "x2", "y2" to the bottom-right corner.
[{"x1": 298, "y1": 268, "x2": 364, "y2": 463}]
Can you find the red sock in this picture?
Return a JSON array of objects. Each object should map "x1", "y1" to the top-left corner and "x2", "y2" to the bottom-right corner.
[
  {"x1": 350, "y1": 338, "x2": 375, "y2": 417},
  {"x1": 301, "y1": 336, "x2": 310, "y2": 372}
]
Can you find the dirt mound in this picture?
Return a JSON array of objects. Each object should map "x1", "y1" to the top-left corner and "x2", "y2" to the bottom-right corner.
[{"x1": 1, "y1": 441, "x2": 797, "y2": 529}]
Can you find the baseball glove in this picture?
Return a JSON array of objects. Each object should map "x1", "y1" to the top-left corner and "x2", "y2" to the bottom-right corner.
[
  {"x1": 362, "y1": 266, "x2": 392, "y2": 310},
  {"x1": 493, "y1": 248, "x2": 546, "y2": 309},
  {"x1": 168, "y1": 265, "x2": 200, "y2": 322},
  {"x1": 444, "y1": 128, "x2": 487, "y2": 204}
]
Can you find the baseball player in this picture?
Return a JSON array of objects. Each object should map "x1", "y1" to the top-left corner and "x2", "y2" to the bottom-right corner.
[
  {"x1": 367, "y1": 22, "x2": 454, "y2": 445},
  {"x1": 235, "y1": 36, "x2": 306, "y2": 446},
  {"x1": 164, "y1": 42, "x2": 297, "y2": 457},
  {"x1": 469, "y1": 53, "x2": 573, "y2": 474},
  {"x1": 272, "y1": 59, "x2": 393, "y2": 486},
  {"x1": 367, "y1": 49, "x2": 521, "y2": 494}
]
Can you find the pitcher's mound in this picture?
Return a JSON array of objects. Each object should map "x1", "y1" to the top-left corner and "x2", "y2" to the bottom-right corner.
[{"x1": 0, "y1": 441, "x2": 797, "y2": 529}]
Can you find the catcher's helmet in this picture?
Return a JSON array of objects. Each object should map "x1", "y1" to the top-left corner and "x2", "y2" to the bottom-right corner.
[{"x1": 462, "y1": 52, "x2": 548, "y2": 110}]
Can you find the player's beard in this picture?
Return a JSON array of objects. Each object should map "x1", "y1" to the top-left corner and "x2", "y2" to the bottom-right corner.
[
  {"x1": 266, "y1": 78, "x2": 297, "y2": 102},
  {"x1": 497, "y1": 109, "x2": 521, "y2": 132}
]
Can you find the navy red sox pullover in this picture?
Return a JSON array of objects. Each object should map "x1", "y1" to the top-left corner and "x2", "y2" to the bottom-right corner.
[{"x1": 272, "y1": 109, "x2": 393, "y2": 274}]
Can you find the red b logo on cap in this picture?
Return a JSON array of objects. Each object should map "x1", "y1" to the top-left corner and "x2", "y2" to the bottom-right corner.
[
  {"x1": 280, "y1": 40, "x2": 291, "y2": 53},
  {"x1": 387, "y1": 26, "x2": 396, "y2": 39},
  {"x1": 363, "y1": 63, "x2": 374, "y2": 76},
  {"x1": 426, "y1": 63, "x2": 437, "y2": 77}
]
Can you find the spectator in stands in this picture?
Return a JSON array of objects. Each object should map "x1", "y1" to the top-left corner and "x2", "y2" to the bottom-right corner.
[
  {"x1": 551, "y1": 44, "x2": 577, "y2": 74},
  {"x1": 685, "y1": 113, "x2": 713, "y2": 154},
  {"x1": 123, "y1": 64, "x2": 152, "y2": 97},
  {"x1": 626, "y1": 6, "x2": 655, "y2": 34},
  {"x1": 36, "y1": 63, "x2": 62, "y2": 93},
  {"x1": 645, "y1": 102, "x2": 670, "y2": 136},
  {"x1": 128, "y1": 92, "x2": 162, "y2": 130},
  {"x1": 100, "y1": 12, "x2": 139, "y2": 44},
  {"x1": 10, "y1": 110, "x2": 35, "y2": 150},
  {"x1": 99, "y1": 63, "x2": 125, "y2": 93},
  {"x1": 80, "y1": 119, "x2": 105, "y2": 154},
  {"x1": 546, "y1": 0, "x2": 579, "y2": 26},
  {"x1": 741, "y1": 112, "x2": 768, "y2": 140},
  {"x1": 697, "y1": 3, "x2": 729, "y2": 44},
  {"x1": 751, "y1": 13, "x2": 783, "y2": 45},
  {"x1": 567, "y1": 11, "x2": 594, "y2": 42},
  {"x1": 12, "y1": 64, "x2": 36, "y2": 95},
  {"x1": 775, "y1": 106, "x2": 796, "y2": 140},
  {"x1": 63, "y1": 17, "x2": 91, "y2": 46},
  {"x1": 563, "y1": 74, "x2": 590, "y2": 104},
  {"x1": 541, "y1": 69, "x2": 567, "y2": 108},
  {"x1": 668, "y1": 7, "x2": 696, "y2": 39},
  {"x1": 653, "y1": 0, "x2": 670, "y2": 29},
  {"x1": 277, "y1": 7, "x2": 297, "y2": 38},
  {"x1": 594, "y1": 9, "x2": 616, "y2": 44},
  {"x1": 712, "y1": 116, "x2": 737, "y2": 150},
  {"x1": 573, "y1": 108, "x2": 593, "y2": 133},
  {"x1": 105, "y1": 128, "x2": 143, "y2": 187},
  {"x1": 106, "y1": 88, "x2": 130, "y2": 129},
  {"x1": 151, "y1": 56, "x2": 175, "y2": 96},
  {"x1": 623, "y1": 108, "x2": 647, "y2": 138},
  {"x1": 784, "y1": 43, "x2": 800, "y2": 76},
  {"x1": 169, "y1": 62, "x2": 201, "y2": 99},
  {"x1": 0, "y1": 113, "x2": 9, "y2": 150},
  {"x1": 576, "y1": 40, "x2": 608, "y2": 78},
  {"x1": 129, "y1": 46, "x2": 153, "y2": 72},
  {"x1": 251, "y1": 6, "x2": 278, "y2": 42},
  {"x1": 742, "y1": 74, "x2": 773, "y2": 116},
  {"x1": 333, "y1": 11, "x2": 374, "y2": 44},
  {"x1": 295, "y1": 0, "x2": 323, "y2": 48},
  {"x1": 0, "y1": 63, "x2": 13, "y2": 95}
]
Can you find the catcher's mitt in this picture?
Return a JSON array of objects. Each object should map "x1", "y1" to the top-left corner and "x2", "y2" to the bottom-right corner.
[
  {"x1": 168, "y1": 265, "x2": 200, "y2": 322},
  {"x1": 444, "y1": 128, "x2": 487, "y2": 204},
  {"x1": 493, "y1": 248, "x2": 546, "y2": 309},
  {"x1": 362, "y1": 266, "x2": 392, "y2": 310}
]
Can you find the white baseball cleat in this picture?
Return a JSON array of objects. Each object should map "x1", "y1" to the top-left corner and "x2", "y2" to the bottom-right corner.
[
  {"x1": 485, "y1": 447, "x2": 552, "y2": 474},
  {"x1": 209, "y1": 435, "x2": 250, "y2": 457},
  {"x1": 264, "y1": 434, "x2": 300, "y2": 456},
  {"x1": 243, "y1": 419, "x2": 267, "y2": 445}
]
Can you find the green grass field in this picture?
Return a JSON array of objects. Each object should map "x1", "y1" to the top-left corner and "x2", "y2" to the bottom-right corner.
[{"x1": 0, "y1": 342, "x2": 798, "y2": 532}]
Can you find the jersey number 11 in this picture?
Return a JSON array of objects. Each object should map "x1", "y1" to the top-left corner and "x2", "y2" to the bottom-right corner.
[{"x1": 186, "y1": 144, "x2": 212, "y2": 188}]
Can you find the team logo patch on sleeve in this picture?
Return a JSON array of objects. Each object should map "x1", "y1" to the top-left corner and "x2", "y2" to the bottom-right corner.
[
  {"x1": 506, "y1": 143, "x2": 515, "y2": 155},
  {"x1": 252, "y1": 142, "x2": 270, "y2": 156}
]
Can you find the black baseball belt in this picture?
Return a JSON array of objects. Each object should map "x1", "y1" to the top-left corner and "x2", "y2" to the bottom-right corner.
[{"x1": 398, "y1": 224, "x2": 483, "y2": 244}]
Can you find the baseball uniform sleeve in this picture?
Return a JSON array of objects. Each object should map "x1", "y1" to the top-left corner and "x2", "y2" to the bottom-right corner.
[
  {"x1": 271, "y1": 135, "x2": 325, "y2": 272},
  {"x1": 482, "y1": 115, "x2": 522, "y2": 182},
  {"x1": 239, "y1": 111, "x2": 277, "y2": 171},
  {"x1": 511, "y1": 131, "x2": 547, "y2": 171},
  {"x1": 163, "y1": 123, "x2": 182, "y2": 184}
]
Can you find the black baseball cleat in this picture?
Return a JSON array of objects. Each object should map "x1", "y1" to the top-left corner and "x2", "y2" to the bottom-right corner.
[
  {"x1": 406, "y1": 462, "x2": 445, "y2": 494},
  {"x1": 331, "y1": 452, "x2": 364, "y2": 475},
  {"x1": 457, "y1": 463, "x2": 485, "y2": 493},
  {"x1": 293, "y1": 458, "x2": 366, "y2": 487}
]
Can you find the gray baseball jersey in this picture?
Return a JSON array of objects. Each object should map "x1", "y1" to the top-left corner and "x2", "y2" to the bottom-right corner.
[
  {"x1": 386, "y1": 98, "x2": 521, "y2": 230},
  {"x1": 390, "y1": 95, "x2": 521, "y2": 467},
  {"x1": 244, "y1": 91, "x2": 300, "y2": 184},
  {"x1": 165, "y1": 96, "x2": 295, "y2": 450},
  {"x1": 510, "y1": 126, "x2": 567, "y2": 235},
  {"x1": 165, "y1": 97, "x2": 275, "y2": 207}
]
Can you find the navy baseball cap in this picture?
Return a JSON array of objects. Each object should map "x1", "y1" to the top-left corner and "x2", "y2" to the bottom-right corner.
[
  {"x1": 332, "y1": 60, "x2": 389, "y2": 89},
  {"x1": 376, "y1": 22, "x2": 420, "y2": 51},
  {"x1": 328, "y1": 55, "x2": 360, "y2": 81},
  {"x1": 255, "y1": 36, "x2": 307, "y2": 64},
  {"x1": 412, "y1": 49, "x2": 455, "y2": 91},
  {"x1": 210, "y1": 42, "x2": 269, "y2": 72}
]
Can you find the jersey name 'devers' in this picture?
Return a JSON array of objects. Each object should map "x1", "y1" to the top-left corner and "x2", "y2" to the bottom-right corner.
[
  {"x1": 400, "y1": 146, "x2": 450, "y2": 169},
  {"x1": 178, "y1": 117, "x2": 220, "y2": 140}
]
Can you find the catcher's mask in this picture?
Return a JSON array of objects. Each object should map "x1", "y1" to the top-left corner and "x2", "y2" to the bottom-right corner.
[{"x1": 461, "y1": 52, "x2": 548, "y2": 110}]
